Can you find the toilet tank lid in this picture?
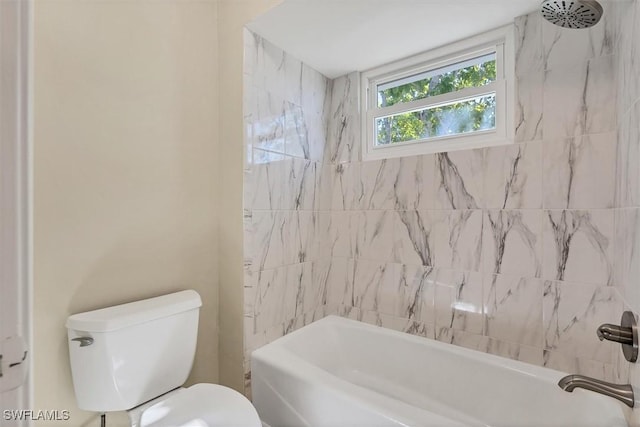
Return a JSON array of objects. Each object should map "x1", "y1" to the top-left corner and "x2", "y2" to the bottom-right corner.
[{"x1": 66, "y1": 290, "x2": 202, "y2": 333}]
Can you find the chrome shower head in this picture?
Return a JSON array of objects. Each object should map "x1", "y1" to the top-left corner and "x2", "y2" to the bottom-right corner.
[{"x1": 541, "y1": 0, "x2": 604, "y2": 29}]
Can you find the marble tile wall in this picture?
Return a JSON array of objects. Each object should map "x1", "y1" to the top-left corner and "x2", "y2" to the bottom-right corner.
[
  {"x1": 243, "y1": 0, "x2": 640, "y2": 394},
  {"x1": 322, "y1": 3, "x2": 634, "y2": 384},
  {"x1": 242, "y1": 30, "x2": 333, "y2": 395}
]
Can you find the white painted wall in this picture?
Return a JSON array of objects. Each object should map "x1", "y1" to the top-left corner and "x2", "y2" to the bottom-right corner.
[{"x1": 34, "y1": 2, "x2": 219, "y2": 425}]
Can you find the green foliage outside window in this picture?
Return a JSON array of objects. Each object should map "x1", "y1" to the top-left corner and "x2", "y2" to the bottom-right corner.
[{"x1": 376, "y1": 59, "x2": 497, "y2": 145}]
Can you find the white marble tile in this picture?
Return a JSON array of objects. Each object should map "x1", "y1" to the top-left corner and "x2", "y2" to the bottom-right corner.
[
  {"x1": 260, "y1": 37, "x2": 286, "y2": 98},
  {"x1": 301, "y1": 62, "x2": 329, "y2": 127},
  {"x1": 283, "y1": 262, "x2": 313, "y2": 324},
  {"x1": 327, "y1": 72, "x2": 360, "y2": 163},
  {"x1": 249, "y1": 89, "x2": 286, "y2": 155},
  {"x1": 484, "y1": 142, "x2": 542, "y2": 209},
  {"x1": 286, "y1": 304, "x2": 330, "y2": 335},
  {"x1": 629, "y1": 347, "x2": 640, "y2": 390},
  {"x1": 286, "y1": 157, "x2": 317, "y2": 210},
  {"x1": 250, "y1": 210, "x2": 286, "y2": 271},
  {"x1": 311, "y1": 259, "x2": 333, "y2": 313},
  {"x1": 614, "y1": 208, "x2": 640, "y2": 313},
  {"x1": 480, "y1": 338, "x2": 544, "y2": 366},
  {"x1": 243, "y1": 73, "x2": 257, "y2": 127},
  {"x1": 243, "y1": 359, "x2": 252, "y2": 399},
  {"x1": 243, "y1": 167, "x2": 253, "y2": 211},
  {"x1": 306, "y1": 111, "x2": 328, "y2": 163},
  {"x1": 283, "y1": 52, "x2": 302, "y2": 107},
  {"x1": 243, "y1": 29, "x2": 259, "y2": 83},
  {"x1": 283, "y1": 107, "x2": 327, "y2": 164},
  {"x1": 434, "y1": 210, "x2": 483, "y2": 272},
  {"x1": 394, "y1": 210, "x2": 445, "y2": 267},
  {"x1": 284, "y1": 211, "x2": 320, "y2": 265},
  {"x1": 543, "y1": 54, "x2": 617, "y2": 139},
  {"x1": 435, "y1": 150, "x2": 484, "y2": 209},
  {"x1": 244, "y1": 269, "x2": 256, "y2": 317},
  {"x1": 360, "y1": 311, "x2": 433, "y2": 339},
  {"x1": 283, "y1": 101, "x2": 309, "y2": 159},
  {"x1": 614, "y1": 311, "x2": 635, "y2": 383},
  {"x1": 484, "y1": 274, "x2": 543, "y2": 347},
  {"x1": 251, "y1": 147, "x2": 284, "y2": 165},
  {"x1": 515, "y1": 72, "x2": 544, "y2": 143},
  {"x1": 543, "y1": 210, "x2": 614, "y2": 285},
  {"x1": 543, "y1": 350, "x2": 617, "y2": 383},
  {"x1": 394, "y1": 154, "x2": 436, "y2": 211},
  {"x1": 243, "y1": 210, "x2": 253, "y2": 270},
  {"x1": 435, "y1": 327, "x2": 485, "y2": 350},
  {"x1": 544, "y1": 132, "x2": 616, "y2": 209},
  {"x1": 437, "y1": 326, "x2": 543, "y2": 366},
  {"x1": 360, "y1": 158, "x2": 400, "y2": 210},
  {"x1": 249, "y1": 151, "x2": 286, "y2": 210},
  {"x1": 244, "y1": 319, "x2": 285, "y2": 359},
  {"x1": 315, "y1": 162, "x2": 333, "y2": 211},
  {"x1": 351, "y1": 259, "x2": 396, "y2": 315},
  {"x1": 515, "y1": 12, "x2": 544, "y2": 78},
  {"x1": 543, "y1": 281, "x2": 622, "y2": 364},
  {"x1": 483, "y1": 210, "x2": 542, "y2": 277},
  {"x1": 250, "y1": 267, "x2": 288, "y2": 334},
  {"x1": 615, "y1": 104, "x2": 640, "y2": 208},
  {"x1": 330, "y1": 163, "x2": 349, "y2": 211},
  {"x1": 301, "y1": 68, "x2": 330, "y2": 163},
  {"x1": 542, "y1": 10, "x2": 618, "y2": 71},
  {"x1": 352, "y1": 210, "x2": 395, "y2": 262},
  {"x1": 326, "y1": 304, "x2": 360, "y2": 322},
  {"x1": 434, "y1": 269, "x2": 484, "y2": 335},
  {"x1": 394, "y1": 264, "x2": 437, "y2": 324},
  {"x1": 615, "y1": 1, "x2": 639, "y2": 117},
  {"x1": 331, "y1": 162, "x2": 363, "y2": 211},
  {"x1": 317, "y1": 212, "x2": 332, "y2": 259},
  {"x1": 328, "y1": 212, "x2": 353, "y2": 258},
  {"x1": 326, "y1": 257, "x2": 353, "y2": 308}
]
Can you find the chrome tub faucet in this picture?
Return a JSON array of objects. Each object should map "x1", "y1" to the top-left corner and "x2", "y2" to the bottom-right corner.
[
  {"x1": 558, "y1": 311, "x2": 639, "y2": 407},
  {"x1": 558, "y1": 375, "x2": 635, "y2": 408}
]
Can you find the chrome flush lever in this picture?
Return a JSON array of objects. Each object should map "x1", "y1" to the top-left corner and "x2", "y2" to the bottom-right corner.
[
  {"x1": 71, "y1": 337, "x2": 94, "y2": 347},
  {"x1": 597, "y1": 311, "x2": 638, "y2": 362}
]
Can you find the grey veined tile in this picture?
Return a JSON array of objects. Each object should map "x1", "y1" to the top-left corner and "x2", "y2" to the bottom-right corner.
[
  {"x1": 435, "y1": 149, "x2": 484, "y2": 210},
  {"x1": 543, "y1": 281, "x2": 622, "y2": 364},
  {"x1": 543, "y1": 133, "x2": 616, "y2": 209},
  {"x1": 483, "y1": 210, "x2": 542, "y2": 278},
  {"x1": 543, "y1": 55, "x2": 616, "y2": 139},
  {"x1": 543, "y1": 210, "x2": 613, "y2": 285},
  {"x1": 484, "y1": 274, "x2": 543, "y2": 348},
  {"x1": 434, "y1": 269, "x2": 484, "y2": 336},
  {"x1": 484, "y1": 143, "x2": 542, "y2": 209},
  {"x1": 326, "y1": 72, "x2": 360, "y2": 164}
]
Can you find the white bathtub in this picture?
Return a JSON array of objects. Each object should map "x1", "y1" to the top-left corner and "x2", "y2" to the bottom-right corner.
[{"x1": 251, "y1": 316, "x2": 631, "y2": 427}]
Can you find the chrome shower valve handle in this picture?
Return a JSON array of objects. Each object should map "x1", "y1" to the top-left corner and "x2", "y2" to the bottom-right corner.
[{"x1": 597, "y1": 311, "x2": 638, "y2": 363}]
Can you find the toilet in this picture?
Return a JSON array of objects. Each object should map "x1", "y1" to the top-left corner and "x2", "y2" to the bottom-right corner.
[{"x1": 66, "y1": 290, "x2": 261, "y2": 427}]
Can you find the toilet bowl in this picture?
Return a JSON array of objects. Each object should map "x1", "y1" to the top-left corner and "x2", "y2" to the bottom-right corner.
[{"x1": 66, "y1": 290, "x2": 260, "y2": 427}]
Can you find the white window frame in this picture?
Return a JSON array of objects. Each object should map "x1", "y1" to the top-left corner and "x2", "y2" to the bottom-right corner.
[{"x1": 360, "y1": 25, "x2": 515, "y2": 161}]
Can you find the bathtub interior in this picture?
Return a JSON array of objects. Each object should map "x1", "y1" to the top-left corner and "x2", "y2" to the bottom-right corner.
[{"x1": 255, "y1": 316, "x2": 629, "y2": 427}]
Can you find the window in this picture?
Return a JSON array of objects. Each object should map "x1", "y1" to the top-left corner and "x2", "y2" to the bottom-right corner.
[{"x1": 360, "y1": 26, "x2": 514, "y2": 160}]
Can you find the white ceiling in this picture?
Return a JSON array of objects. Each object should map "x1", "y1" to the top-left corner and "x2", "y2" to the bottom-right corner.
[{"x1": 247, "y1": 0, "x2": 542, "y2": 78}]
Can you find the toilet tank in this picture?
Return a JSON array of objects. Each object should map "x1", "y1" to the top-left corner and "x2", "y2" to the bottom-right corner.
[{"x1": 66, "y1": 290, "x2": 202, "y2": 412}]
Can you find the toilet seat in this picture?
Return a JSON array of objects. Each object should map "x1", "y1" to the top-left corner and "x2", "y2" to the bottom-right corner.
[{"x1": 134, "y1": 383, "x2": 262, "y2": 427}]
